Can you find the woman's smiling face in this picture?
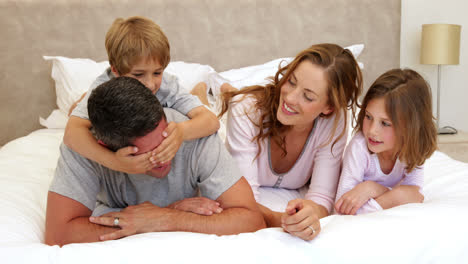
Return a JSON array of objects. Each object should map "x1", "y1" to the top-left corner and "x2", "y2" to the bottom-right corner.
[{"x1": 277, "y1": 60, "x2": 333, "y2": 131}]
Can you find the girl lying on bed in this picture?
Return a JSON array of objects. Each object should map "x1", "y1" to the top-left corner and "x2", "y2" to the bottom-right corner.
[
  {"x1": 334, "y1": 68, "x2": 437, "y2": 215},
  {"x1": 195, "y1": 43, "x2": 363, "y2": 241}
]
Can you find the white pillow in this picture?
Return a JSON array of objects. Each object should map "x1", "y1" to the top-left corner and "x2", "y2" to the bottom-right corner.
[
  {"x1": 43, "y1": 56, "x2": 110, "y2": 115},
  {"x1": 219, "y1": 44, "x2": 364, "y2": 88},
  {"x1": 42, "y1": 56, "x2": 216, "y2": 128},
  {"x1": 220, "y1": 57, "x2": 293, "y2": 88},
  {"x1": 165, "y1": 61, "x2": 215, "y2": 93},
  {"x1": 39, "y1": 109, "x2": 69, "y2": 129},
  {"x1": 346, "y1": 43, "x2": 365, "y2": 60}
]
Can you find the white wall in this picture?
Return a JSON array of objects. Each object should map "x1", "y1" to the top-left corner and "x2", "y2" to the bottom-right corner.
[{"x1": 401, "y1": 0, "x2": 468, "y2": 131}]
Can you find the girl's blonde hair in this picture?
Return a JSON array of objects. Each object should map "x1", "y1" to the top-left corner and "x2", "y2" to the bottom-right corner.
[
  {"x1": 219, "y1": 43, "x2": 363, "y2": 157},
  {"x1": 105, "y1": 16, "x2": 170, "y2": 75},
  {"x1": 355, "y1": 68, "x2": 437, "y2": 172}
]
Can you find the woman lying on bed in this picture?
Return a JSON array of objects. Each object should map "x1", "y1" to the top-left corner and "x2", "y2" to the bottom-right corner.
[{"x1": 198, "y1": 43, "x2": 363, "y2": 240}]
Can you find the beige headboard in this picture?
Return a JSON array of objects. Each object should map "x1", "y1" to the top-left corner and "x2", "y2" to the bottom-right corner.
[{"x1": 0, "y1": 0, "x2": 401, "y2": 145}]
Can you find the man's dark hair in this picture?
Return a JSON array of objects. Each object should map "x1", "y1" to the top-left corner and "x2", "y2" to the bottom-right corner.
[{"x1": 88, "y1": 76, "x2": 164, "y2": 151}]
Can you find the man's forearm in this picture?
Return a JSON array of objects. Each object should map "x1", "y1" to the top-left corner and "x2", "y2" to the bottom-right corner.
[
  {"x1": 257, "y1": 203, "x2": 282, "y2": 227},
  {"x1": 45, "y1": 216, "x2": 118, "y2": 246},
  {"x1": 159, "y1": 206, "x2": 265, "y2": 235}
]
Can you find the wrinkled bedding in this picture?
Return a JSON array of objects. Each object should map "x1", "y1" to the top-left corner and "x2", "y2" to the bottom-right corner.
[{"x1": 0, "y1": 129, "x2": 467, "y2": 263}]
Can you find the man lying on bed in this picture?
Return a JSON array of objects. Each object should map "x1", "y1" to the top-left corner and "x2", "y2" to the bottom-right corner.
[{"x1": 45, "y1": 77, "x2": 265, "y2": 246}]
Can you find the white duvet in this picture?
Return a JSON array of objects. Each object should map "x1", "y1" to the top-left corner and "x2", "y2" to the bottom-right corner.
[{"x1": 1, "y1": 128, "x2": 468, "y2": 264}]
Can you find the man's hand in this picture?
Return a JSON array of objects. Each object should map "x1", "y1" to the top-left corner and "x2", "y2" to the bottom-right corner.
[
  {"x1": 113, "y1": 146, "x2": 155, "y2": 174},
  {"x1": 152, "y1": 122, "x2": 184, "y2": 164},
  {"x1": 89, "y1": 177, "x2": 265, "y2": 240},
  {"x1": 89, "y1": 202, "x2": 171, "y2": 241},
  {"x1": 335, "y1": 181, "x2": 387, "y2": 215},
  {"x1": 167, "y1": 197, "x2": 223, "y2": 215},
  {"x1": 281, "y1": 199, "x2": 325, "y2": 241}
]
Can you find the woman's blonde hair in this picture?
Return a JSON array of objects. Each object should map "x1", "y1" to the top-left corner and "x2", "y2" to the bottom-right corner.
[
  {"x1": 219, "y1": 43, "x2": 363, "y2": 157},
  {"x1": 355, "y1": 68, "x2": 437, "y2": 172},
  {"x1": 105, "y1": 16, "x2": 170, "y2": 75}
]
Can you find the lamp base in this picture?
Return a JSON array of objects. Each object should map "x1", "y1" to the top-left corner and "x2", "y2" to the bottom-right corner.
[{"x1": 438, "y1": 126, "x2": 458, "y2": 135}]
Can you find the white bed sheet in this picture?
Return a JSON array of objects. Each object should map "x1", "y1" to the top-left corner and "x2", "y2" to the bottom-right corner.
[{"x1": 1, "y1": 129, "x2": 468, "y2": 264}]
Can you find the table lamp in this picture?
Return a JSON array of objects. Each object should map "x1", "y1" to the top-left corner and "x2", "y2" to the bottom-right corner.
[{"x1": 420, "y1": 24, "x2": 461, "y2": 134}]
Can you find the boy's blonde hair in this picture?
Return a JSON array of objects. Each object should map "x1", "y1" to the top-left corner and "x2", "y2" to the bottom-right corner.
[
  {"x1": 105, "y1": 16, "x2": 170, "y2": 75},
  {"x1": 355, "y1": 68, "x2": 437, "y2": 172}
]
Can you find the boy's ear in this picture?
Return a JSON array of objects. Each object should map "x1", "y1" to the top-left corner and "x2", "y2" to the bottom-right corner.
[{"x1": 110, "y1": 65, "x2": 120, "y2": 77}]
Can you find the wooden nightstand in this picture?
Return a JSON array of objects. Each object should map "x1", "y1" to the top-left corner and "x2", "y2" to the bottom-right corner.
[{"x1": 438, "y1": 131, "x2": 468, "y2": 163}]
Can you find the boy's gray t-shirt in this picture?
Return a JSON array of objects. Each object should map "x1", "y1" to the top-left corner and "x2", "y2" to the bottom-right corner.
[
  {"x1": 71, "y1": 68, "x2": 202, "y2": 119},
  {"x1": 50, "y1": 108, "x2": 241, "y2": 216}
]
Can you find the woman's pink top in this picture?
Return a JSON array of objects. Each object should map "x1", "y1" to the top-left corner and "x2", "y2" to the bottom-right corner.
[
  {"x1": 225, "y1": 95, "x2": 347, "y2": 212},
  {"x1": 335, "y1": 132, "x2": 424, "y2": 214}
]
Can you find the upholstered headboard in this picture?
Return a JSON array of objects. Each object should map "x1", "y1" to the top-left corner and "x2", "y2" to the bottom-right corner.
[{"x1": 0, "y1": 0, "x2": 400, "y2": 145}]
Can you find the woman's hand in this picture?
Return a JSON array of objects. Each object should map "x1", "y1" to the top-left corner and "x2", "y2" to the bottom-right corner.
[
  {"x1": 152, "y1": 122, "x2": 184, "y2": 164},
  {"x1": 281, "y1": 199, "x2": 326, "y2": 241},
  {"x1": 167, "y1": 197, "x2": 223, "y2": 216}
]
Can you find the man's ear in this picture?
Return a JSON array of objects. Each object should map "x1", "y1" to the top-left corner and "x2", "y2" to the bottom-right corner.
[
  {"x1": 110, "y1": 65, "x2": 120, "y2": 77},
  {"x1": 97, "y1": 140, "x2": 109, "y2": 148}
]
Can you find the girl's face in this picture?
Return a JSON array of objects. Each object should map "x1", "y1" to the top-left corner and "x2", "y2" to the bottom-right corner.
[
  {"x1": 277, "y1": 60, "x2": 333, "y2": 131},
  {"x1": 362, "y1": 97, "x2": 396, "y2": 158}
]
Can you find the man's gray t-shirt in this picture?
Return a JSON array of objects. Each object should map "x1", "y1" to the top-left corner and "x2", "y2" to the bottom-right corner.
[
  {"x1": 50, "y1": 108, "x2": 242, "y2": 216},
  {"x1": 71, "y1": 68, "x2": 203, "y2": 119}
]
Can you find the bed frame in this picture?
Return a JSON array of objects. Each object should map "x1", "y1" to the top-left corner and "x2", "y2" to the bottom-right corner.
[{"x1": 0, "y1": 0, "x2": 400, "y2": 145}]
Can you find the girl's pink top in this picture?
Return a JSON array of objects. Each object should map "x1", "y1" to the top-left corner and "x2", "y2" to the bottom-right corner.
[{"x1": 335, "y1": 132, "x2": 424, "y2": 214}]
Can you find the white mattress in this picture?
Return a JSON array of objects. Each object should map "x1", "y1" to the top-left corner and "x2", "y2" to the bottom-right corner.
[{"x1": 1, "y1": 128, "x2": 468, "y2": 263}]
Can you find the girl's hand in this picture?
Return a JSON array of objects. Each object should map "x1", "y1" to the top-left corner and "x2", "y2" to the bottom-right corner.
[
  {"x1": 152, "y1": 122, "x2": 184, "y2": 164},
  {"x1": 281, "y1": 199, "x2": 322, "y2": 241},
  {"x1": 335, "y1": 182, "x2": 375, "y2": 215},
  {"x1": 167, "y1": 197, "x2": 223, "y2": 216},
  {"x1": 114, "y1": 146, "x2": 154, "y2": 174}
]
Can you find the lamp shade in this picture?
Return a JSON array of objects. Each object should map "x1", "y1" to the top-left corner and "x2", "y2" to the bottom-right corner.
[{"x1": 421, "y1": 24, "x2": 461, "y2": 65}]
